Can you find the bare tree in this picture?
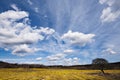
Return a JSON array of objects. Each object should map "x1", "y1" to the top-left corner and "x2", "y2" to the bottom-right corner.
[{"x1": 92, "y1": 58, "x2": 108, "y2": 74}]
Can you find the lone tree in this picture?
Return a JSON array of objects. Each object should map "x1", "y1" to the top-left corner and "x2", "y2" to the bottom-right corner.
[{"x1": 92, "y1": 58, "x2": 108, "y2": 74}]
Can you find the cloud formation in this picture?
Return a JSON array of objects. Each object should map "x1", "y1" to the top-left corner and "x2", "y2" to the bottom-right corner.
[
  {"x1": 47, "y1": 53, "x2": 65, "y2": 61},
  {"x1": 61, "y1": 30, "x2": 95, "y2": 46},
  {"x1": 64, "y1": 57, "x2": 80, "y2": 65},
  {"x1": 36, "y1": 57, "x2": 42, "y2": 61},
  {"x1": 63, "y1": 49, "x2": 74, "y2": 53},
  {"x1": 10, "y1": 4, "x2": 19, "y2": 11},
  {"x1": 12, "y1": 44, "x2": 40, "y2": 56},
  {"x1": 99, "y1": 0, "x2": 120, "y2": 22},
  {"x1": 0, "y1": 10, "x2": 55, "y2": 56},
  {"x1": 102, "y1": 48, "x2": 116, "y2": 54}
]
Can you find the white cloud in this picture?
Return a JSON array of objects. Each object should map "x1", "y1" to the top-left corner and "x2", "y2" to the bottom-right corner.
[
  {"x1": 101, "y1": 7, "x2": 120, "y2": 22},
  {"x1": 64, "y1": 58, "x2": 72, "y2": 65},
  {"x1": 63, "y1": 49, "x2": 74, "y2": 53},
  {"x1": 102, "y1": 48, "x2": 116, "y2": 54},
  {"x1": 4, "y1": 48, "x2": 9, "y2": 51},
  {"x1": 99, "y1": 0, "x2": 107, "y2": 4},
  {"x1": 73, "y1": 57, "x2": 80, "y2": 65},
  {"x1": 61, "y1": 30, "x2": 95, "y2": 46},
  {"x1": 0, "y1": 10, "x2": 55, "y2": 56},
  {"x1": 10, "y1": 4, "x2": 19, "y2": 11},
  {"x1": 64, "y1": 57, "x2": 80, "y2": 65},
  {"x1": 99, "y1": 0, "x2": 120, "y2": 22},
  {"x1": 47, "y1": 53, "x2": 65, "y2": 61},
  {"x1": 0, "y1": 10, "x2": 28, "y2": 21},
  {"x1": 99, "y1": 0, "x2": 114, "y2": 6},
  {"x1": 12, "y1": 44, "x2": 40, "y2": 56},
  {"x1": 36, "y1": 57, "x2": 42, "y2": 61},
  {"x1": 0, "y1": 28, "x2": 44, "y2": 46},
  {"x1": 38, "y1": 27, "x2": 55, "y2": 35}
]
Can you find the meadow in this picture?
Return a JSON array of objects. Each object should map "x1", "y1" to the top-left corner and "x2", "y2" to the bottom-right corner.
[{"x1": 0, "y1": 68, "x2": 120, "y2": 80}]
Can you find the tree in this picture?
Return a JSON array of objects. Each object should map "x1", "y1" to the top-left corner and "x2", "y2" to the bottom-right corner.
[{"x1": 92, "y1": 58, "x2": 108, "y2": 74}]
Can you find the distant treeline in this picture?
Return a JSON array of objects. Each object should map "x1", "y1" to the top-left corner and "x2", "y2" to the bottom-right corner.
[{"x1": 0, "y1": 61, "x2": 120, "y2": 69}]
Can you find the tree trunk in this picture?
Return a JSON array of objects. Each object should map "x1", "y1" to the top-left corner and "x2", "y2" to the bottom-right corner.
[{"x1": 101, "y1": 69, "x2": 105, "y2": 74}]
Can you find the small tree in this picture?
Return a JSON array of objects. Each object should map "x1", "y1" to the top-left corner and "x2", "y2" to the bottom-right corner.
[{"x1": 92, "y1": 58, "x2": 108, "y2": 74}]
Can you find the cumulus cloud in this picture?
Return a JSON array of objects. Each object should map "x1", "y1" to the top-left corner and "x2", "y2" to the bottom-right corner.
[
  {"x1": 12, "y1": 44, "x2": 41, "y2": 56},
  {"x1": 99, "y1": 0, "x2": 120, "y2": 22},
  {"x1": 61, "y1": 30, "x2": 95, "y2": 46},
  {"x1": 0, "y1": 10, "x2": 55, "y2": 56},
  {"x1": 0, "y1": 10, "x2": 28, "y2": 21}
]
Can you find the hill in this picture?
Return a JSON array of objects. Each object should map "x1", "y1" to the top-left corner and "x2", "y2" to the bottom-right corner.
[{"x1": 0, "y1": 61, "x2": 120, "y2": 69}]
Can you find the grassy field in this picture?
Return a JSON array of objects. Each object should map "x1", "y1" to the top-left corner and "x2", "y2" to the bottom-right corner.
[{"x1": 0, "y1": 68, "x2": 120, "y2": 80}]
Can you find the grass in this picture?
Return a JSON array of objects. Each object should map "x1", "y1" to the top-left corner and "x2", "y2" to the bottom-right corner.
[{"x1": 0, "y1": 68, "x2": 120, "y2": 80}]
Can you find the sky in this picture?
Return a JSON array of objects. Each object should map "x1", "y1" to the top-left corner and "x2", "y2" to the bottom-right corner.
[{"x1": 0, "y1": 0, "x2": 120, "y2": 65}]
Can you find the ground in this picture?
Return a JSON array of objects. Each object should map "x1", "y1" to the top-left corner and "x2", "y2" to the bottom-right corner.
[{"x1": 0, "y1": 68, "x2": 120, "y2": 80}]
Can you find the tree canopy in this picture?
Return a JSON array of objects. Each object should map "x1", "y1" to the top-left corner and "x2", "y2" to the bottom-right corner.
[{"x1": 92, "y1": 58, "x2": 108, "y2": 74}]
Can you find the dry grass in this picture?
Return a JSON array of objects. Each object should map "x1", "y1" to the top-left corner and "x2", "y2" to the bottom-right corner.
[{"x1": 0, "y1": 68, "x2": 120, "y2": 80}]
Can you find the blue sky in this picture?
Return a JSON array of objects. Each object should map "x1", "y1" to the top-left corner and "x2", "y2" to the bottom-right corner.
[{"x1": 0, "y1": 0, "x2": 120, "y2": 65}]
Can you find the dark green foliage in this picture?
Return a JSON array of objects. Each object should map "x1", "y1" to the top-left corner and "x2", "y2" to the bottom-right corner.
[{"x1": 92, "y1": 58, "x2": 108, "y2": 74}]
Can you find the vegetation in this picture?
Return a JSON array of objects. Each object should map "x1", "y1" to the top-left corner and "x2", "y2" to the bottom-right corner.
[
  {"x1": 92, "y1": 58, "x2": 108, "y2": 74},
  {"x1": 0, "y1": 60, "x2": 120, "y2": 80},
  {"x1": 0, "y1": 61, "x2": 120, "y2": 69},
  {"x1": 0, "y1": 68, "x2": 120, "y2": 80}
]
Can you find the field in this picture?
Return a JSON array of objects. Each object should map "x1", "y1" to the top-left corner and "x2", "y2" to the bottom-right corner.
[{"x1": 0, "y1": 68, "x2": 120, "y2": 80}]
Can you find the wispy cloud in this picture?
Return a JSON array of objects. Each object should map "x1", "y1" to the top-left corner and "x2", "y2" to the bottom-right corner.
[
  {"x1": 47, "y1": 53, "x2": 65, "y2": 61},
  {"x1": 63, "y1": 49, "x2": 74, "y2": 54},
  {"x1": 99, "y1": 0, "x2": 120, "y2": 22},
  {"x1": 27, "y1": 0, "x2": 33, "y2": 5},
  {"x1": 10, "y1": 4, "x2": 19, "y2": 11},
  {"x1": 64, "y1": 57, "x2": 80, "y2": 65},
  {"x1": 102, "y1": 48, "x2": 116, "y2": 54},
  {"x1": 36, "y1": 57, "x2": 42, "y2": 61}
]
